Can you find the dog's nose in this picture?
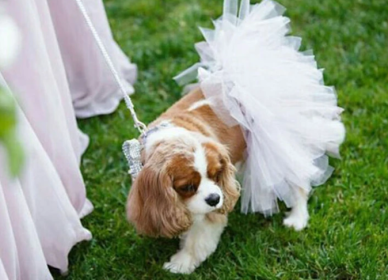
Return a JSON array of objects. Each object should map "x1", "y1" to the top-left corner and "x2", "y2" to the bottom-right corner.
[{"x1": 205, "y1": 193, "x2": 220, "y2": 207}]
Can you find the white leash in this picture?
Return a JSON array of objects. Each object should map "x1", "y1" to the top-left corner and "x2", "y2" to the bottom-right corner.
[
  {"x1": 75, "y1": 0, "x2": 146, "y2": 179},
  {"x1": 74, "y1": 0, "x2": 147, "y2": 134}
]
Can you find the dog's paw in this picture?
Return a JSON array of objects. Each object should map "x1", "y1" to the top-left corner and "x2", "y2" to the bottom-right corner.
[
  {"x1": 283, "y1": 211, "x2": 309, "y2": 231},
  {"x1": 163, "y1": 251, "x2": 197, "y2": 274}
]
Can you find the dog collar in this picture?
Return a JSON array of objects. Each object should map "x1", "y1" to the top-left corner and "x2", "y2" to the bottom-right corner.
[
  {"x1": 123, "y1": 121, "x2": 171, "y2": 180},
  {"x1": 140, "y1": 121, "x2": 171, "y2": 147}
]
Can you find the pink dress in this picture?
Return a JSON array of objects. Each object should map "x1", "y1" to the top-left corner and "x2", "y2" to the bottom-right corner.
[{"x1": 0, "y1": 0, "x2": 136, "y2": 278}]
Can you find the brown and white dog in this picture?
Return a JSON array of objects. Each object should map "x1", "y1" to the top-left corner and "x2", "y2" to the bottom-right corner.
[{"x1": 126, "y1": 88, "x2": 309, "y2": 274}]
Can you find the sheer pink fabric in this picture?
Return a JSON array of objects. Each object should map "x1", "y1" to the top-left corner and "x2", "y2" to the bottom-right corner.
[
  {"x1": 0, "y1": 0, "x2": 136, "y2": 279},
  {"x1": 47, "y1": 0, "x2": 137, "y2": 118}
]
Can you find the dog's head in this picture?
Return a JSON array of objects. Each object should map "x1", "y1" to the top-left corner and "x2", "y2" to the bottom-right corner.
[{"x1": 126, "y1": 130, "x2": 240, "y2": 238}]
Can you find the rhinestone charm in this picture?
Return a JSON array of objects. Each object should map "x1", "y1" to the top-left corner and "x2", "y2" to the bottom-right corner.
[{"x1": 122, "y1": 139, "x2": 143, "y2": 180}]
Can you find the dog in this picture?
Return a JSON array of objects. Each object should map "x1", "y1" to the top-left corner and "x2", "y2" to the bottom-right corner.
[{"x1": 126, "y1": 87, "x2": 310, "y2": 274}]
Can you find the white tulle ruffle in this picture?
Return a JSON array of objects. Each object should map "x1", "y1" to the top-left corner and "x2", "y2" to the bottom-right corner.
[{"x1": 175, "y1": 0, "x2": 345, "y2": 215}]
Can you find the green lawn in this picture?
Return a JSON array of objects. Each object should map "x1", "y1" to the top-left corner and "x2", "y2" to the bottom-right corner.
[{"x1": 55, "y1": 0, "x2": 388, "y2": 279}]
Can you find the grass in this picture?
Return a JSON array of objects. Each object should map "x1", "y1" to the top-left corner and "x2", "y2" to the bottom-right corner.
[{"x1": 55, "y1": 0, "x2": 388, "y2": 279}]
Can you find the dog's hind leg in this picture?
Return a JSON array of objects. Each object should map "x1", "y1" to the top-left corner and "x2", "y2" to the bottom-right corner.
[{"x1": 283, "y1": 188, "x2": 310, "y2": 231}]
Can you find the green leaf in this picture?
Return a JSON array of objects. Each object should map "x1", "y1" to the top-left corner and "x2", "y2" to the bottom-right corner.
[
  {"x1": 0, "y1": 87, "x2": 24, "y2": 177},
  {"x1": 1, "y1": 130, "x2": 24, "y2": 177},
  {"x1": 0, "y1": 88, "x2": 17, "y2": 138}
]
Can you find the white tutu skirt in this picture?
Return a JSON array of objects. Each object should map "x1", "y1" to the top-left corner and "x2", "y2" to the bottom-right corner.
[{"x1": 175, "y1": 0, "x2": 345, "y2": 215}]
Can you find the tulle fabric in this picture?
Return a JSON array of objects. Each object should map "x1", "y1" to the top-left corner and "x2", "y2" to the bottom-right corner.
[
  {"x1": 175, "y1": 0, "x2": 345, "y2": 215},
  {"x1": 0, "y1": 0, "x2": 136, "y2": 278}
]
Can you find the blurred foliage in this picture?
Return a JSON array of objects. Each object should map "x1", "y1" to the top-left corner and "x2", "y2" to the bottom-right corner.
[{"x1": 0, "y1": 87, "x2": 24, "y2": 177}]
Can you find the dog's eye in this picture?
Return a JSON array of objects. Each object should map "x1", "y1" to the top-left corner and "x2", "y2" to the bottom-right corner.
[{"x1": 181, "y1": 184, "x2": 195, "y2": 192}]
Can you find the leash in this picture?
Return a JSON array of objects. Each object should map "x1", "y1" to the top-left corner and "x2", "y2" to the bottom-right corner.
[
  {"x1": 74, "y1": 0, "x2": 147, "y2": 134},
  {"x1": 75, "y1": 0, "x2": 146, "y2": 179}
]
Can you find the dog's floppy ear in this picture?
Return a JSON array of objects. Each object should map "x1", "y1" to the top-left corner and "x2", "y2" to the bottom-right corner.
[
  {"x1": 218, "y1": 151, "x2": 240, "y2": 214},
  {"x1": 126, "y1": 165, "x2": 192, "y2": 238}
]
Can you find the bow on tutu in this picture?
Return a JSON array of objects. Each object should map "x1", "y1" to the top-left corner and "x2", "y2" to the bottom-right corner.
[{"x1": 175, "y1": 0, "x2": 345, "y2": 215}]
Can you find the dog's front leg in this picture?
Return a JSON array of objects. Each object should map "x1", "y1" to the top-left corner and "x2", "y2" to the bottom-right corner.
[{"x1": 163, "y1": 214, "x2": 227, "y2": 274}]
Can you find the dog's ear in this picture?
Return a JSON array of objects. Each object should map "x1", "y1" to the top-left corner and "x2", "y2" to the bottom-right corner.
[
  {"x1": 218, "y1": 152, "x2": 240, "y2": 214},
  {"x1": 126, "y1": 165, "x2": 192, "y2": 238}
]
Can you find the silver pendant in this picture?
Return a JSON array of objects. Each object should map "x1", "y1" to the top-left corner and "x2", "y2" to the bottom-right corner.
[{"x1": 122, "y1": 139, "x2": 143, "y2": 181}]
